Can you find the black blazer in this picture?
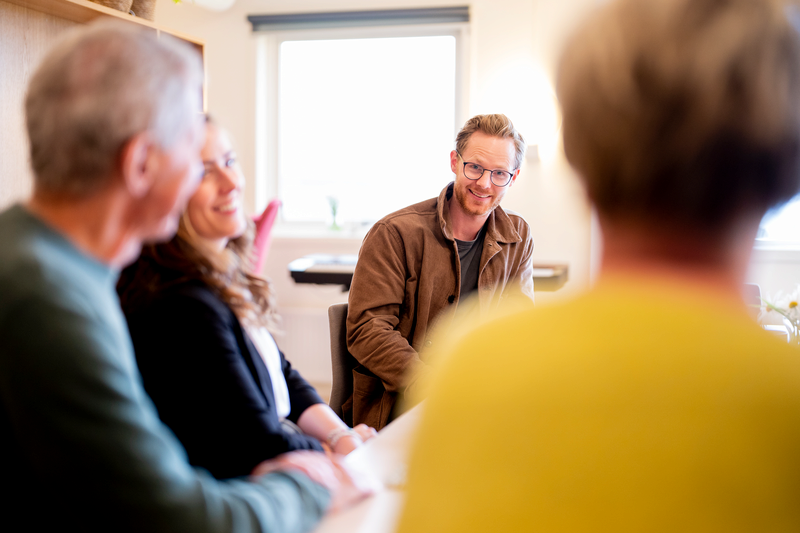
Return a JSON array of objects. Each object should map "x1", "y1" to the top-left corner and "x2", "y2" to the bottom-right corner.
[{"x1": 123, "y1": 280, "x2": 324, "y2": 480}]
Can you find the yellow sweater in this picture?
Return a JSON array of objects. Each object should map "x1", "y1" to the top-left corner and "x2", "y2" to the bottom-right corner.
[{"x1": 397, "y1": 277, "x2": 800, "y2": 532}]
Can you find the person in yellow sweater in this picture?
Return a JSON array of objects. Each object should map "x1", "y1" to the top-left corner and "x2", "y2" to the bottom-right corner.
[{"x1": 396, "y1": 0, "x2": 800, "y2": 531}]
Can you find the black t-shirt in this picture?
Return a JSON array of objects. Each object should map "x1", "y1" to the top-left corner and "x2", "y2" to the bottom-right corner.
[{"x1": 455, "y1": 223, "x2": 487, "y2": 298}]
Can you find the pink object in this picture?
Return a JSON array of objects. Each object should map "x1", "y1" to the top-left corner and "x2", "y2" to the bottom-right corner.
[{"x1": 251, "y1": 199, "x2": 281, "y2": 274}]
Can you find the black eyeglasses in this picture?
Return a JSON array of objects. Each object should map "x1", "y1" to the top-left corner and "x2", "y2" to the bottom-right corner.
[{"x1": 456, "y1": 151, "x2": 516, "y2": 187}]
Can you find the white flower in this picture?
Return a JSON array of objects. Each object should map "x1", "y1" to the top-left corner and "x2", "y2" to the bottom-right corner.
[{"x1": 763, "y1": 284, "x2": 800, "y2": 326}]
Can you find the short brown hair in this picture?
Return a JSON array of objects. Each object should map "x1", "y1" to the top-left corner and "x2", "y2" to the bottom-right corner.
[
  {"x1": 557, "y1": 0, "x2": 800, "y2": 231},
  {"x1": 455, "y1": 114, "x2": 526, "y2": 169}
]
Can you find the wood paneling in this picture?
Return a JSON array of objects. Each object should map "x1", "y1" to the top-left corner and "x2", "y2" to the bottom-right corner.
[
  {"x1": 0, "y1": 2, "x2": 76, "y2": 209},
  {"x1": 0, "y1": 0, "x2": 205, "y2": 210}
]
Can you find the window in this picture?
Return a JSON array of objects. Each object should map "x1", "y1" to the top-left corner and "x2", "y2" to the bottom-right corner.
[
  {"x1": 253, "y1": 9, "x2": 469, "y2": 231},
  {"x1": 758, "y1": 197, "x2": 800, "y2": 246}
]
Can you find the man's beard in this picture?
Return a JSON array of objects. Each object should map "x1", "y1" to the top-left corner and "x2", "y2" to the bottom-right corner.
[{"x1": 454, "y1": 182, "x2": 499, "y2": 217}]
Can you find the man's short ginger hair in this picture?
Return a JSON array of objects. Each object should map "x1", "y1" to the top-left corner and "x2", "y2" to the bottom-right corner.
[
  {"x1": 557, "y1": 0, "x2": 800, "y2": 232},
  {"x1": 455, "y1": 114, "x2": 526, "y2": 170}
]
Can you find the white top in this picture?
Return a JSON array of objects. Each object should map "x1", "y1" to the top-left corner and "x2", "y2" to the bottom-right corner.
[{"x1": 245, "y1": 326, "x2": 291, "y2": 419}]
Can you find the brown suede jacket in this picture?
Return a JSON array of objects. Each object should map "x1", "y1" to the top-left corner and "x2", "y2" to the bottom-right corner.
[{"x1": 345, "y1": 183, "x2": 534, "y2": 429}]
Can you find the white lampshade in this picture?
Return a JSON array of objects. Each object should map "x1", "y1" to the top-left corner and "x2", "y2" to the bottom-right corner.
[{"x1": 191, "y1": 0, "x2": 235, "y2": 12}]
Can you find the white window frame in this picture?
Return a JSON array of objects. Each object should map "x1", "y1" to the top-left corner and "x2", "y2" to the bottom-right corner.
[{"x1": 255, "y1": 23, "x2": 470, "y2": 235}]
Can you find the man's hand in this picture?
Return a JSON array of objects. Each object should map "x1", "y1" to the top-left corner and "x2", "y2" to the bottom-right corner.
[{"x1": 251, "y1": 451, "x2": 375, "y2": 512}]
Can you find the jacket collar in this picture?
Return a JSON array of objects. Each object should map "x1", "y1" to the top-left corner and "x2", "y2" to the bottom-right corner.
[{"x1": 437, "y1": 182, "x2": 522, "y2": 245}]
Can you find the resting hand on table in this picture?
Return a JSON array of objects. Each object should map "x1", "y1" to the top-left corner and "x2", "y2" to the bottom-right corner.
[
  {"x1": 297, "y1": 403, "x2": 378, "y2": 455},
  {"x1": 353, "y1": 423, "x2": 378, "y2": 442},
  {"x1": 326, "y1": 424, "x2": 378, "y2": 455},
  {"x1": 250, "y1": 451, "x2": 374, "y2": 512}
]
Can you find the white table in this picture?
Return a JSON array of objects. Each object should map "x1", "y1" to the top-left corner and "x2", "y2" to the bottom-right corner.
[{"x1": 311, "y1": 405, "x2": 424, "y2": 533}]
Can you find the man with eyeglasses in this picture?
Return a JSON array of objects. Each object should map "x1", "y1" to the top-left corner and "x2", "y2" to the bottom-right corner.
[{"x1": 345, "y1": 114, "x2": 534, "y2": 430}]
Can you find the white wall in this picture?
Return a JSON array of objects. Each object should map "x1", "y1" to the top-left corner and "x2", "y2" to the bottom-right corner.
[
  {"x1": 748, "y1": 247, "x2": 800, "y2": 305},
  {"x1": 152, "y1": 0, "x2": 598, "y2": 384},
  {"x1": 149, "y1": 0, "x2": 800, "y2": 380}
]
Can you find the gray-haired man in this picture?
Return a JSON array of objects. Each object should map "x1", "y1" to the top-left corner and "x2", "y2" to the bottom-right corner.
[{"x1": 0, "y1": 21, "x2": 365, "y2": 533}]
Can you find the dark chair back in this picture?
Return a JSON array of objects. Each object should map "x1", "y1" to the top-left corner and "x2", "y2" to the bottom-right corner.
[{"x1": 328, "y1": 303, "x2": 358, "y2": 423}]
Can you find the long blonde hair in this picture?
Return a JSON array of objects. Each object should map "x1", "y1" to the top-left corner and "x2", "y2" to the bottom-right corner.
[{"x1": 118, "y1": 213, "x2": 280, "y2": 332}]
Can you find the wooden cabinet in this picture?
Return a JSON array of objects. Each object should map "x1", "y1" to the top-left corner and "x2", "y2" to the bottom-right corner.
[{"x1": 0, "y1": 0, "x2": 205, "y2": 209}]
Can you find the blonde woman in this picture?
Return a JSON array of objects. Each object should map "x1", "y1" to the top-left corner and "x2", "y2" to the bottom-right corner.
[{"x1": 118, "y1": 119, "x2": 375, "y2": 480}]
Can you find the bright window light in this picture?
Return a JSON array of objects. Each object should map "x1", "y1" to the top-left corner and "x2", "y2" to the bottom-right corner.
[
  {"x1": 278, "y1": 35, "x2": 456, "y2": 225},
  {"x1": 759, "y1": 196, "x2": 800, "y2": 244}
]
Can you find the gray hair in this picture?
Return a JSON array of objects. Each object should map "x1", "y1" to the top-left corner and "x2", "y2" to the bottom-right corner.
[
  {"x1": 25, "y1": 20, "x2": 204, "y2": 196},
  {"x1": 558, "y1": 0, "x2": 800, "y2": 231}
]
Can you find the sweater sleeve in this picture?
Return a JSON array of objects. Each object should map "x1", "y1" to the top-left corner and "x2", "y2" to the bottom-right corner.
[{"x1": 0, "y1": 287, "x2": 330, "y2": 533}]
